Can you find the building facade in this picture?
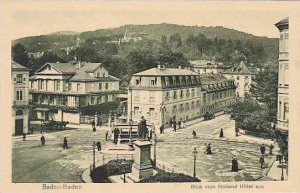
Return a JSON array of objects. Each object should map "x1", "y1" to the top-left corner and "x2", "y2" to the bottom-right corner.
[
  {"x1": 275, "y1": 18, "x2": 289, "y2": 133},
  {"x1": 222, "y1": 61, "x2": 256, "y2": 99},
  {"x1": 12, "y1": 61, "x2": 30, "y2": 135},
  {"x1": 29, "y1": 62, "x2": 121, "y2": 124},
  {"x1": 128, "y1": 66, "x2": 202, "y2": 127},
  {"x1": 200, "y1": 74, "x2": 236, "y2": 115},
  {"x1": 190, "y1": 60, "x2": 230, "y2": 75}
]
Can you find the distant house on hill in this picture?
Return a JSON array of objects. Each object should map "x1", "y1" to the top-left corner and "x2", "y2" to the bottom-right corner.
[
  {"x1": 222, "y1": 61, "x2": 256, "y2": 99},
  {"x1": 190, "y1": 60, "x2": 230, "y2": 75}
]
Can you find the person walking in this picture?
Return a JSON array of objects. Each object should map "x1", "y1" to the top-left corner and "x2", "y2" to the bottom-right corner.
[
  {"x1": 219, "y1": 128, "x2": 224, "y2": 138},
  {"x1": 92, "y1": 120, "x2": 95, "y2": 128},
  {"x1": 235, "y1": 127, "x2": 239, "y2": 137},
  {"x1": 105, "y1": 131, "x2": 109, "y2": 141},
  {"x1": 63, "y1": 137, "x2": 68, "y2": 149},
  {"x1": 173, "y1": 120, "x2": 177, "y2": 132},
  {"x1": 260, "y1": 144, "x2": 266, "y2": 155},
  {"x1": 40, "y1": 135, "x2": 45, "y2": 145},
  {"x1": 160, "y1": 125, "x2": 164, "y2": 134},
  {"x1": 259, "y1": 155, "x2": 265, "y2": 169},
  {"x1": 92, "y1": 126, "x2": 96, "y2": 132},
  {"x1": 178, "y1": 120, "x2": 181, "y2": 130},
  {"x1": 99, "y1": 120, "x2": 102, "y2": 128},
  {"x1": 22, "y1": 133, "x2": 26, "y2": 141},
  {"x1": 96, "y1": 141, "x2": 101, "y2": 151},
  {"x1": 206, "y1": 143, "x2": 212, "y2": 155},
  {"x1": 269, "y1": 144, "x2": 274, "y2": 155},
  {"x1": 231, "y1": 157, "x2": 239, "y2": 172},
  {"x1": 192, "y1": 130, "x2": 197, "y2": 139}
]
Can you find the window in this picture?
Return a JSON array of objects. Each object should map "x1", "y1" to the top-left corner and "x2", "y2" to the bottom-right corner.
[
  {"x1": 165, "y1": 92, "x2": 170, "y2": 100},
  {"x1": 99, "y1": 83, "x2": 102, "y2": 90},
  {"x1": 191, "y1": 89, "x2": 195, "y2": 97},
  {"x1": 149, "y1": 108, "x2": 155, "y2": 116},
  {"x1": 278, "y1": 101, "x2": 282, "y2": 119},
  {"x1": 134, "y1": 107, "x2": 139, "y2": 115},
  {"x1": 135, "y1": 79, "x2": 140, "y2": 85},
  {"x1": 180, "y1": 90, "x2": 184, "y2": 98},
  {"x1": 180, "y1": 104, "x2": 184, "y2": 111},
  {"x1": 173, "y1": 91, "x2": 177, "y2": 100},
  {"x1": 16, "y1": 91, "x2": 23, "y2": 100},
  {"x1": 173, "y1": 105, "x2": 177, "y2": 113},
  {"x1": 236, "y1": 76, "x2": 240, "y2": 80},
  {"x1": 165, "y1": 77, "x2": 169, "y2": 86},
  {"x1": 172, "y1": 76, "x2": 176, "y2": 85},
  {"x1": 105, "y1": 83, "x2": 109, "y2": 90},
  {"x1": 68, "y1": 83, "x2": 72, "y2": 91},
  {"x1": 30, "y1": 82, "x2": 34, "y2": 89},
  {"x1": 103, "y1": 73, "x2": 106, "y2": 77},
  {"x1": 150, "y1": 78, "x2": 156, "y2": 86},
  {"x1": 16, "y1": 74, "x2": 23, "y2": 83},
  {"x1": 91, "y1": 83, "x2": 95, "y2": 91},
  {"x1": 97, "y1": 73, "x2": 100, "y2": 77},
  {"x1": 16, "y1": 110, "x2": 23, "y2": 116},
  {"x1": 41, "y1": 80, "x2": 44, "y2": 90},
  {"x1": 77, "y1": 84, "x2": 81, "y2": 91},
  {"x1": 283, "y1": 102, "x2": 289, "y2": 120},
  {"x1": 91, "y1": 97, "x2": 95, "y2": 105},
  {"x1": 56, "y1": 81, "x2": 60, "y2": 91}
]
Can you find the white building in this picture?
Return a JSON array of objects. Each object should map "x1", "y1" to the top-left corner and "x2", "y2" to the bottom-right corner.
[
  {"x1": 275, "y1": 17, "x2": 289, "y2": 133},
  {"x1": 127, "y1": 66, "x2": 202, "y2": 128},
  {"x1": 12, "y1": 61, "x2": 30, "y2": 135},
  {"x1": 29, "y1": 62, "x2": 121, "y2": 124},
  {"x1": 190, "y1": 60, "x2": 230, "y2": 74},
  {"x1": 222, "y1": 61, "x2": 256, "y2": 99}
]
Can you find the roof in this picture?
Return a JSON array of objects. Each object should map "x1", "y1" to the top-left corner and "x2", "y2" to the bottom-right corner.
[
  {"x1": 77, "y1": 63, "x2": 102, "y2": 73},
  {"x1": 200, "y1": 74, "x2": 230, "y2": 85},
  {"x1": 12, "y1": 61, "x2": 29, "y2": 71},
  {"x1": 36, "y1": 62, "x2": 77, "y2": 74},
  {"x1": 275, "y1": 17, "x2": 289, "y2": 27},
  {"x1": 134, "y1": 67, "x2": 198, "y2": 76},
  {"x1": 223, "y1": 61, "x2": 255, "y2": 75},
  {"x1": 68, "y1": 72, "x2": 120, "y2": 82}
]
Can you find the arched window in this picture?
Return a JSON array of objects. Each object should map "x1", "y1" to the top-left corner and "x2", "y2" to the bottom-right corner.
[{"x1": 16, "y1": 110, "x2": 23, "y2": 116}]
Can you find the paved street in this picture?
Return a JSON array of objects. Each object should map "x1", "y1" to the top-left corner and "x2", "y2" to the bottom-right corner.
[{"x1": 12, "y1": 114, "x2": 277, "y2": 182}]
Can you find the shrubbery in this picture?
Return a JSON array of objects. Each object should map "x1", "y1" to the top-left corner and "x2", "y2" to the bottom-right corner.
[
  {"x1": 139, "y1": 171, "x2": 200, "y2": 183},
  {"x1": 81, "y1": 101, "x2": 120, "y2": 116}
]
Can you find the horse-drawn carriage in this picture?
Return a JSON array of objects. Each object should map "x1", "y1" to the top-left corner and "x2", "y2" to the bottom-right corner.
[{"x1": 203, "y1": 112, "x2": 215, "y2": 120}]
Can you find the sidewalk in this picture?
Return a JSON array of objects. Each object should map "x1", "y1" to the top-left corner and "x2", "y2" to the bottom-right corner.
[{"x1": 267, "y1": 160, "x2": 288, "y2": 180}]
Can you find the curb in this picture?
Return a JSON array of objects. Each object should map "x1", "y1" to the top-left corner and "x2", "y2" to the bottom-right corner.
[{"x1": 81, "y1": 167, "x2": 93, "y2": 183}]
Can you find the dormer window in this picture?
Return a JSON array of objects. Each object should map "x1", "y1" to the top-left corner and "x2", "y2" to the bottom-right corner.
[
  {"x1": 150, "y1": 77, "x2": 157, "y2": 86},
  {"x1": 135, "y1": 78, "x2": 140, "y2": 85}
]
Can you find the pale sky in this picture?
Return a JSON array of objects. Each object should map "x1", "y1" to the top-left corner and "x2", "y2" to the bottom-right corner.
[{"x1": 11, "y1": 6, "x2": 289, "y2": 40}]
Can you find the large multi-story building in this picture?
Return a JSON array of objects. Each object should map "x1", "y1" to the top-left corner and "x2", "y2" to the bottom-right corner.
[
  {"x1": 275, "y1": 17, "x2": 289, "y2": 134},
  {"x1": 200, "y1": 74, "x2": 236, "y2": 115},
  {"x1": 29, "y1": 62, "x2": 121, "y2": 124},
  {"x1": 12, "y1": 61, "x2": 30, "y2": 135},
  {"x1": 128, "y1": 65, "x2": 202, "y2": 127},
  {"x1": 222, "y1": 61, "x2": 256, "y2": 99},
  {"x1": 190, "y1": 60, "x2": 230, "y2": 75}
]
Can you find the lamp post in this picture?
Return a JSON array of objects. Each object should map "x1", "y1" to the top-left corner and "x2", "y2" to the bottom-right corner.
[
  {"x1": 128, "y1": 86, "x2": 134, "y2": 151},
  {"x1": 160, "y1": 104, "x2": 166, "y2": 128},
  {"x1": 93, "y1": 141, "x2": 96, "y2": 170},
  {"x1": 192, "y1": 147, "x2": 198, "y2": 178},
  {"x1": 121, "y1": 159, "x2": 127, "y2": 183},
  {"x1": 281, "y1": 153, "x2": 284, "y2": 181},
  {"x1": 153, "y1": 133, "x2": 157, "y2": 168}
]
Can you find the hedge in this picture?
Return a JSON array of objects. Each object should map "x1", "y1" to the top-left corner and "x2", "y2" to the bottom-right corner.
[{"x1": 139, "y1": 170, "x2": 200, "y2": 183}]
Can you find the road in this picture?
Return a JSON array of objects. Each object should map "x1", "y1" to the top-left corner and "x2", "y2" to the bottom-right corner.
[{"x1": 12, "y1": 114, "x2": 275, "y2": 182}]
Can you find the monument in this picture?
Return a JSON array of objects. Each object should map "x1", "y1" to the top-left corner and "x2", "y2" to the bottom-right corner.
[{"x1": 127, "y1": 116, "x2": 154, "y2": 182}]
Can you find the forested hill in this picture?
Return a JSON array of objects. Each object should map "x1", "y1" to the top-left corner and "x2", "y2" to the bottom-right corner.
[{"x1": 12, "y1": 23, "x2": 278, "y2": 85}]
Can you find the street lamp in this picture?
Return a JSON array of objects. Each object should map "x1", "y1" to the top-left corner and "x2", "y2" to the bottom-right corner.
[
  {"x1": 153, "y1": 133, "x2": 157, "y2": 168},
  {"x1": 128, "y1": 86, "x2": 134, "y2": 151},
  {"x1": 93, "y1": 141, "x2": 96, "y2": 170},
  {"x1": 121, "y1": 159, "x2": 127, "y2": 183},
  {"x1": 281, "y1": 153, "x2": 284, "y2": 181},
  {"x1": 192, "y1": 147, "x2": 198, "y2": 178}
]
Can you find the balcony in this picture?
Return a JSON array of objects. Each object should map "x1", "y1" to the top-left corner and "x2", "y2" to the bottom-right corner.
[{"x1": 13, "y1": 100, "x2": 29, "y2": 107}]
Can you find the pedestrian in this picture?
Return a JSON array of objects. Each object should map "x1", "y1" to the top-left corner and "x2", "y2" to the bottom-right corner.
[
  {"x1": 40, "y1": 135, "x2": 45, "y2": 145},
  {"x1": 160, "y1": 125, "x2": 164, "y2": 134},
  {"x1": 92, "y1": 125, "x2": 96, "y2": 132},
  {"x1": 178, "y1": 120, "x2": 181, "y2": 130},
  {"x1": 231, "y1": 157, "x2": 239, "y2": 172},
  {"x1": 235, "y1": 127, "x2": 239, "y2": 137},
  {"x1": 92, "y1": 120, "x2": 95, "y2": 128},
  {"x1": 99, "y1": 120, "x2": 102, "y2": 128},
  {"x1": 105, "y1": 131, "x2": 109, "y2": 141},
  {"x1": 269, "y1": 144, "x2": 274, "y2": 155},
  {"x1": 278, "y1": 154, "x2": 283, "y2": 164},
  {"x1": 115, "y1": 128, "x2": 120, "y2": 144},
  {"x1": 259, "y1": 155, "x2": 265, "y2": 169},
  {"x1": 206, "y1": 143, "x2": 212, "y2": 155},
  {"x1": 192, "y1": 130, "x2": 197, "y2": 139},
  {"x1": 260, "y1": 144, "x2": 266, "y2": 155},
  {"x1": 22, "y1": 133, "x2": 26, "y2": 141},
  {"x1": 173, "y1": 120, "x2": 177, "y2": 132},
  {"x1": 96, "y1": 141, "x2": 101, "y2": 151},
  {"x1": 63, "y1": 137, "x2": 68, "y2": 149},
  {"x1": 219, "y1": 128, "x2": 224, "y2": 138}
]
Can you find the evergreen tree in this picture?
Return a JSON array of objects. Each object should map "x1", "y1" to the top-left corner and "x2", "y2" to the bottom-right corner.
[{"x1": 12, "y1": 43, "x2": 29, "y2": 66}]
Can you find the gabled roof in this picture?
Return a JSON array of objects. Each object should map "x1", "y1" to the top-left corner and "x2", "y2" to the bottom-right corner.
[
  {"x1": 77, "y1": 63, "x2": 102, "y2": 73},
  {"x1": 68, "y1": 71, "x2": 97, "y2": 82},
  {"x1": 223, "y1": 61, "x2": 255, "y2": 75},
  {"x1": 12, "y1": 61, "x2": 30, "y2": 71},
  {"x1": 134, "y1": 67, "x2": 198, "y2": 76},
  {"x1": 36, "y1": 62, "x2": 77, "y2": 74}
]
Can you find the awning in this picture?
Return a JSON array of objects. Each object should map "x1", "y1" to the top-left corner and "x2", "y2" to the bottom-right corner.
[{"x1": 34, "y1": 107, "x2": 50, "y2": 112}]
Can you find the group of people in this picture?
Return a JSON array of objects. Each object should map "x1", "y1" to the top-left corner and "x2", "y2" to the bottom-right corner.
[{"x1": 170, "y1": 118, "x2": 185, "y2": 132}]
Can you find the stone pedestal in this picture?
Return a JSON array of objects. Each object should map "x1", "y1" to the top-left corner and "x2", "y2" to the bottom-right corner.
[{"x1": 128, "y1": 140, "x2": 153, "y2": 182}]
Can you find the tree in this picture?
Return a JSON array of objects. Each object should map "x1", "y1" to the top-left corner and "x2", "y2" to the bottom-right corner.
[
  {"x1": 12, "y1": 43, "x2": 29, "y2": 66},
  {"x1": 250, "y1": 68, "x2": 278, "y2": 119}
]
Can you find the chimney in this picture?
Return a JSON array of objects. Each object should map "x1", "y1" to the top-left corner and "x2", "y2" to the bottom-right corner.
[{"x1": 78, "y1": 61, "x2": 82, "y2": 69}]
